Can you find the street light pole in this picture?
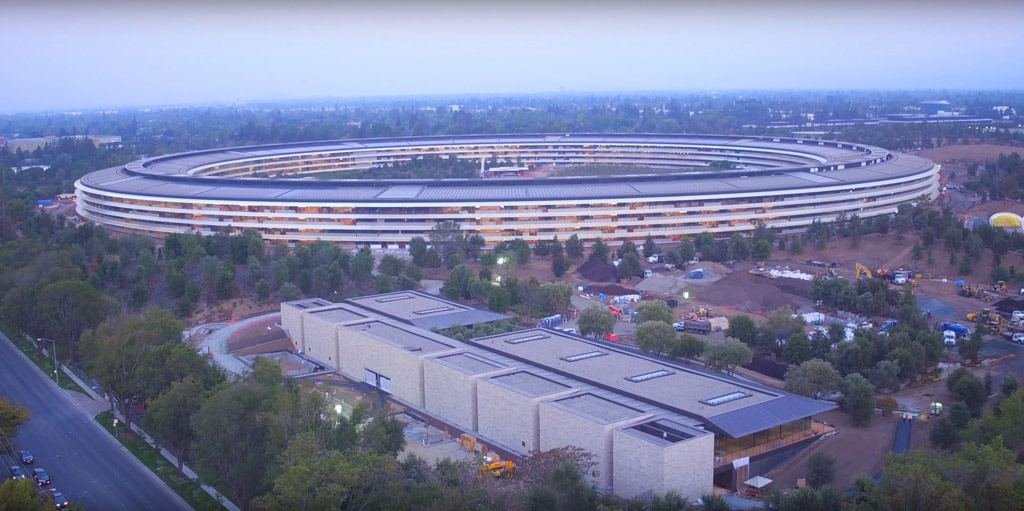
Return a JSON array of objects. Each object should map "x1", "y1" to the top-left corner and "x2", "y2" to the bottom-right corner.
[{"x1": 37, "y1": 338, "x2": 59, "y2": 386}]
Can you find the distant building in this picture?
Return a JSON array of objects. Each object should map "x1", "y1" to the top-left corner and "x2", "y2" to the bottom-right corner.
[{"x1": 920, "y1": 100, "x2": 952, "y2": 115}]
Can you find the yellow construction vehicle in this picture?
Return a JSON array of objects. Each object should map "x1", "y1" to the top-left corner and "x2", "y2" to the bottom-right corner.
[
  {"x1": 479, "y1": 455, "x2": 514, "y2": 479},
  {"x1": 995, "y1": 281, "x2": 1008, "y2": 293},
  {"x1": 967, "y1": 308, "x2": 1007, "y2": 334},
  {"x1": 855, "y1": 264, "x2": 873, "y2": 280}
]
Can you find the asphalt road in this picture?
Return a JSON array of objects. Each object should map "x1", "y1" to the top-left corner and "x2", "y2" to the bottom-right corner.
[{"x1": 0, "y1": 334, "x2": 191, "y2": 511}]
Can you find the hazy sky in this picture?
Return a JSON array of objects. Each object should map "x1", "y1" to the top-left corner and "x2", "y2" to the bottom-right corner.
[{"x1": 1, "y1": 0, "x2": 1022, "y2": 112}]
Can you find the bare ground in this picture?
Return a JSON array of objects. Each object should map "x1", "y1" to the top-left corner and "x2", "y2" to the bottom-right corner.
[{"x1": 766, "y1": 409, "x2": 897, "y2": 491}]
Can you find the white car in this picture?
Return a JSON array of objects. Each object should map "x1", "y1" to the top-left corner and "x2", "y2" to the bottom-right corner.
[
  {"x1": 1013, "y1": 333, "x2": 1024, "y2": 345},
  {"x1": 647, "y1": 255, "x2": 660, "y2": 263}
]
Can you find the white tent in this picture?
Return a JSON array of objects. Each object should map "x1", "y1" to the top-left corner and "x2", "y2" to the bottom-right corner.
[{"x1": 744, "y1": 475, "x2": 773, "y2": 489}]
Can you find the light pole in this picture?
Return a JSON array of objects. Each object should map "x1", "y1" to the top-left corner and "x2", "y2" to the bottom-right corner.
[{"x1": 37, "y1": 338, "x2": 59, "y2": 385}]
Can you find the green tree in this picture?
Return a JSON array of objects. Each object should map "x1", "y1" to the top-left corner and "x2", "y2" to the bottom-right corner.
[
  {"x1": 278, "y1": 282, "x2": 302, "y2": 301},
  {"x1": 0, "y1": 478, "x2": 48, "y2": 511},
  {"x1": 868, "y1": 359, "x2": 902, "y2": 393},
  {"x1": 487, "y1": 286, "x2": 512, "y2": 313},
  {"x1": 679, "y1": 239, "x2": 696, "y2": 263},
  {"x1": 615, "y1": 251, "x2": 644, "y2": 278},
  {"x1": 255, "y1": 279, "x2": 270, "y2": 302},
  {"x1": 409, "y1": 236, "x2": 428, "y2": 266},
  {"x1": 512, "y1": 238, "x2": 531, "y2": 265},
  {"x1": 145, "y1": 377, "x2": 207, "y2": 477},
  {"x1": 552, "y1": 250, "x2": 570, "y2": 277},
  {"x1": 700, "y1": 493, "x2": 731, "y2": 511},
  {"x1": 671, "y1": 334, "x2": 706, "y2": 359},
  {"x1": 1001, "y1": 374, "x2": 1019, "y2": 396},
  {"x1": 636, "y1": 322, "x2": 677, "y2": 356},
  {"x1": 258, "y1": 433, "x2": 391, "y2": 511},
  {"x1": 726, "y1": 314, "x2": 759, "y2": 345},
  {"x1": 216, "y1": 261, "x2": 236, "y2": 299},
  {"x1": 642, "y1": 235, "x2": 659, "y2": 258},
  {"x1": 349, "y1": 247, "x2": 375, "y2": 282},
  {"x1": 589, "y1": 238, "x2": 609, "y2": 263},
  {"x1": 806, "y1": 451, "x2": 835, "y2": 488},
  {"x1": 0, "y1": 398, "x2": 30, "y2": 444},
  {"x1": 36, "y1": 279, "x2": 106, "y2": 361},
  {"x1": 565, "y1": 234, "x2": 584, "y2": 260},
  {"x1": 947, "y1": 368, "x2": 987, "y2": 417},
  {"x1": 784, "y1": 359, "x2": 842, "y2": 399},
  {"x1": 429, "y1": 220, "x2": 466, "y2": 265},
  {"x1": 843, "y1": 373, "x2": 876, "y2": 426},
  {"x1": 82, "y1": 309, "x2": 182, "y2": 428},
  {"x1": 958, "y1": 328, "x2": 983, "y2": 362},
  {"x1": 929, "y1": 416, "x2": 959, "y2": 450},
  {"x1": 441, "y1": 265, "x2": 473, "y2": 300},
  {"x1": 577, "y1": 306, "x2": 615, "y2": 339},
  {"x1": 704, "y1": 338, "x2": 752, "y2": 375},
  {"x1": 782, "y1": 333, "x2": 813, "y2": 365},
  {"x1": 947, "y1": 401, "x2": 972, "y2": 431},
  {"x1": 378, "y1": 255, "x2": 405, "y2": 277},
  {"x1": 191, "y1": 364, "x2": 286, "y2": 511},
  {"x1": 648, "y1": 491, "x2": 688, "y2": 511},
  {"x1": 635, "y1": 300, "x2": 674, "y2": 325}
]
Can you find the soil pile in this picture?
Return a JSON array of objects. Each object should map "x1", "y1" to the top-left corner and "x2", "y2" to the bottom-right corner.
[
  {"x1": 699, "y1": 271, "x2": 798, "y2": 313},
  {"x1": 637, "y1": 273, "x2": 689, "y2": 295},
  {"x1": 577, "y1": 260, "x2": 616, "y2": 282},
  {"x1": 582, "y1": 284, "x2": 639, "y2": 296}
]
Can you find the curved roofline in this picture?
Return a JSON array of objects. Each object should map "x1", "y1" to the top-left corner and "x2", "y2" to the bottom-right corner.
[{"x1": 122, "y1": 133, "x2": 889, "y2": 187}]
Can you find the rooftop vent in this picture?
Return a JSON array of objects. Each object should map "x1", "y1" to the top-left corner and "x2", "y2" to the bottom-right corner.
[
  {"x1": 505, "y1": 334, "x2": 549, "y2": 345},
  {"x1": 413, "y1": 306, "x2": 454, "y2": 315},
  {"x1": 375, "y1": 294, "x2": 414, "y2": 303},
  {"x1": 561, "y1": 351, "x2": 607, "y2": 362},
  {"x1": 626, "y1": 369, "x2": 673, "y2": 383},
  {"x1": 700, "y1": 391, "x2": 751, "y2": 406}
]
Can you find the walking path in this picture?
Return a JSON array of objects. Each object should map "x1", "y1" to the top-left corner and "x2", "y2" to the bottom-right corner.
[{"x1": 194, "y1": 312, "x2": 281, "y2": 376}]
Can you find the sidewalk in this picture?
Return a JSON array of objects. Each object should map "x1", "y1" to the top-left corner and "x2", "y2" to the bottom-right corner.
[
  {"x1": 61, "y1": 360, "x2": 241, "y2": 511},
  {"x1": 195, "y1": 312, "x2": 281, "y2": 376}
]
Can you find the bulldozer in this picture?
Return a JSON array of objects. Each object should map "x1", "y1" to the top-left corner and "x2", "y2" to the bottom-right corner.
[{"x1": 994, "y1": 280, "x2": 1008, "y2": 293}]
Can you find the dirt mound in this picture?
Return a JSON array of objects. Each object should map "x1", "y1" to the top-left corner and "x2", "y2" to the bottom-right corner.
[
  {"x1": 582, "y1": 284, "x2": 638, "y2": 297},
  {"x1": 577, "y1": 259, "x2": 616, "y2": 282},
  {"x1": 691, "y1": 261, "x2": 732, "y2": 275},
  {"x1": 637, "y1": 273, "x2": 689, "y2": 295},
  {"x1": 699, "y1": 271, "x2": 798, "y2": 313}
]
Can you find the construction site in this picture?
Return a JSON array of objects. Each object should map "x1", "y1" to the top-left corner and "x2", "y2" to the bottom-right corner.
[{"x1": 278, "y1": 291, "x2": 836, "y2": 500}]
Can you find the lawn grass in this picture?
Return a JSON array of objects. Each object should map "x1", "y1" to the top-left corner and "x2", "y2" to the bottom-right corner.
[
  {"x1": 95, "y1": 411, "x2": 227, "y2": 511},
  {"x1": 0, "y1": 324, "x2": 89, "y2": 396}
]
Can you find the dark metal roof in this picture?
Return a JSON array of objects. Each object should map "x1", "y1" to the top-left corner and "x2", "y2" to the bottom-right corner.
[{"x1": 706, "y1": 395, "x2": 836, "y2": 438}]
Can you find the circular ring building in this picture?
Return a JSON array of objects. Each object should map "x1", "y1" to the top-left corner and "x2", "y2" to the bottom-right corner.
[{"x1": 75, "y1": 134, "x2": 939, "y2": 247}]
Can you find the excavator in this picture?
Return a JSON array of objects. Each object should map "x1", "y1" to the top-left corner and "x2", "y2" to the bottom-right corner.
[{"x1": 855, "y1": 264, "x2": 873, "y2": 280}]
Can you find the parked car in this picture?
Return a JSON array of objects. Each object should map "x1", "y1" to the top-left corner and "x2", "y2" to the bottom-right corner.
[
  {"x1": 603, "y1": 334, "x2": 620, "y2": 342},
  {"x1": 32, "y1": 468, "x2": 50, "y2": 486},
  {"x1": 17, "y1": 450, "x2": 33, "y2": 464},
  {"x1": 8, "y1": 466, "x2": 25, "y2": 480},
  {"x1": 1013, "y1": 333, "x2": 1024, "y2": 345}
]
